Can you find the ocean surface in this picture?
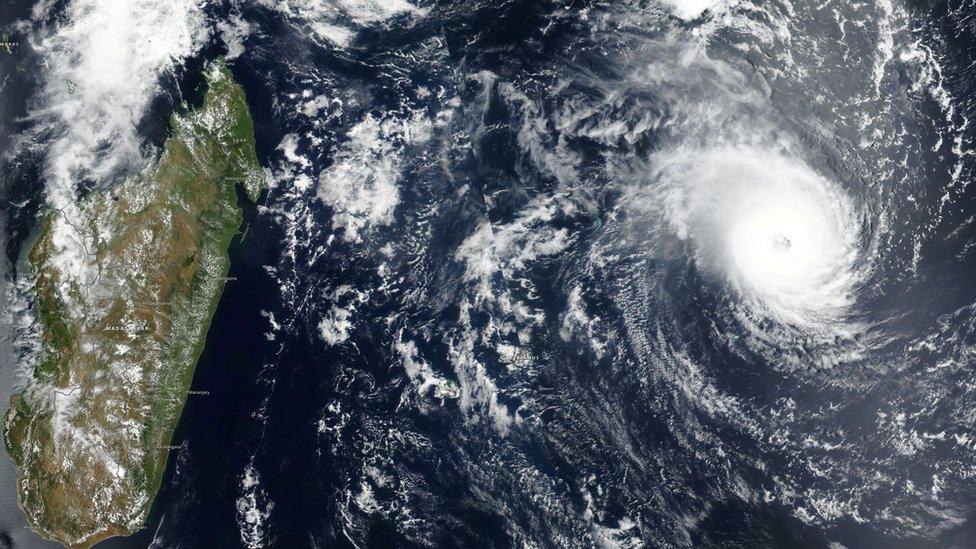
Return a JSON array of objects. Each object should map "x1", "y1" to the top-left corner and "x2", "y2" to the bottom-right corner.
[{"x1": 4, "y1": 0, "x2": 976, "y2": 547}]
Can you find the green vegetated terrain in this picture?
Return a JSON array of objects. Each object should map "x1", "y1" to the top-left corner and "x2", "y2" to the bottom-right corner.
[{"x1": 4, "y1": 59, "x2": 264, "y2": 548}]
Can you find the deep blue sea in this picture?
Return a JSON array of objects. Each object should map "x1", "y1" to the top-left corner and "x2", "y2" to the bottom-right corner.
[{"x1": 5, "y1": 0, "x2": 976, "y2": 547}]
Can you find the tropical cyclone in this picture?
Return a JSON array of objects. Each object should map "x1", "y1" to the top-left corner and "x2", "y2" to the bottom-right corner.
[{"x1": 3, "y1": 59, "x2": 264, "y2": 548}]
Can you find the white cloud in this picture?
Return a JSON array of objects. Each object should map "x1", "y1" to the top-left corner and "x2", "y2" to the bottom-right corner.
[
  {"x1": 217, "y1": 12, "x2": 252, "y2": 59},
  {"x1": 317, "y1": 112, "x2": 431, "y2": 242},
  {"x1": 396, "y1": 337, "x2": 458, "y2": 401},
  {"x1": 257, "y1": 0, "x2": 427, "y2": 47},
  {"x1": 24, "y1": 0, "x2": 210, "y2": 300},
  {"x1": 236, "y1": 463, "x2": 273, "y2": 549},
  {"x1": 319, "y1": 305, "x2": 354, "y2": 346},
  {"x1": 660, "y1": 0, "x2": 726, "y2": 21},
  {"x1": 31, "y1": 0, "x2": 210, "y2": 210},
  {"x1": 318, "y1": 285, "x2": 367, "y2": 346},
  {"x1": 335, "y1": 0, "x2": 424, "y2": 24},
  {"x1": 453, "y1": 222, "x2": 497, "y2": 305}
]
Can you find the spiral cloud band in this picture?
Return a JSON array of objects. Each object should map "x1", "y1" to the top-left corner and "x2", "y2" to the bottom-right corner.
[{"x1": 657, "y1": 147, "x2": 864, "y2": 332}]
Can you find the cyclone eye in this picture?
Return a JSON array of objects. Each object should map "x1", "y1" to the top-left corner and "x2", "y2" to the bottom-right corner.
[{"x1": 656, "y1": 149, "x2": 861, "y2": 330}]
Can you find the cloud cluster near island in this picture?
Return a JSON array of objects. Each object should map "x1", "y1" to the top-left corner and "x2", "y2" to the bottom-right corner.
[{"x1": 28, "y1": 0, "x2": 210, "y2": 209}]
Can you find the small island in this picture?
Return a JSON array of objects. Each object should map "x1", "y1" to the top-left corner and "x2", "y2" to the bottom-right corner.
[{"x1": 4, "y1": 59, "x2": 264, "y2": 548}]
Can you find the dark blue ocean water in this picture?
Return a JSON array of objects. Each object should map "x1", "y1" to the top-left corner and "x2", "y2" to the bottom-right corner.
[{"x1": 3, "y1": 0, "x2": 976, "y2": 548}]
